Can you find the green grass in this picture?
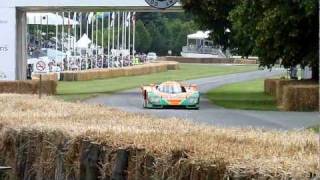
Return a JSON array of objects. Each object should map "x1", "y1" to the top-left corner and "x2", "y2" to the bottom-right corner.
[
  {"x1": 308, "y1": 124, "x2": 320, "y2": 133},
  {"x1": 206, "y1": 79, "x2": 278, "y2": 111},
  {"x1": 57, "y1": 64, "x2": 258, "y2": 101}
]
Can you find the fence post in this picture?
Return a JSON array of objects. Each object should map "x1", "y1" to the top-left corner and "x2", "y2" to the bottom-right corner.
[{"x1": 39, "y1": 74, "x2": 42, "y2": 99}]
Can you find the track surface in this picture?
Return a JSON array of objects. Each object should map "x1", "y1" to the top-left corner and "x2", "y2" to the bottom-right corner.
[{"x1": 86, "y1": 69, "x2": 319, "y2": 130}]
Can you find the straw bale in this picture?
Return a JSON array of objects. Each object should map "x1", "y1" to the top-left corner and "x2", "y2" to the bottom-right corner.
[
  {"x1": 61, "y1": 72, "x2": 75, "y2": 81},
  {"x1": 0, "y1": 81, "x2": 56, "y2": 95},
  {"x1": 275, "y1": 80, "x2": 315, "y2": 104},
  {"x1": 281, "y1": 85, "x2": 319, "y2": 111},
  {"x1": 59, "y1": 61, "x2": 178, "y2": 81},
  {"x1": 32, "y1": 73, "x2": 59, "y2": 81},
  {"x1": 167, "y1": 63, "x2": 179, "y2": 70},
  {"x1": 233, "y1": 59, "x2": 257, "y2": 64},
  {"x1": 0, "y1": 94, "x2": 318, "y2": 179},
  {"x1": 74, "y1": 72, "x2": 86, "y2": 81},
  {"x1": 0, "y1": 81, "x2": 19, "y2": 93},
  {"x1": 264, "y1": 79, "x2": 278, "y2": 96}
]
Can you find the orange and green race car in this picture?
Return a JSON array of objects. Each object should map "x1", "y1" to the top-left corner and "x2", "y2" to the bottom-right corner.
[{"x1": 141, "y1": 81, "x2": 200, "y2": 109}]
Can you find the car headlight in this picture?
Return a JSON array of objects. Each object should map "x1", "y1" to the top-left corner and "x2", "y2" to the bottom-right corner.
[
  {"x1": 149, "y1": 96, "x2": 161, "y2": 103},
  {"x1": 188, "y1": 97, "x2": 199, "y2": 104}
]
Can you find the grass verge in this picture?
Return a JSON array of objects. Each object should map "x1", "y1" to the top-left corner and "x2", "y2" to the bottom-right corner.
[
  {"x1": 308, "y1": 124, "x2": 320, "y2": 133},
  {"x1": 57, "y1": 64, "x2": 258, "y2": 101},
  {"x1": 207, "y1": 79, "x2": 278, "y2": 111}
]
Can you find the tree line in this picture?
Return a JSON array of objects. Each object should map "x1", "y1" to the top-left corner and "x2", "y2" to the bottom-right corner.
[
  {"x1": 181, "y1": 0, "x2": 319, "y2": 80},
  {"x1": 134, "y1": 12, "x2": 199, "y2": 56}
]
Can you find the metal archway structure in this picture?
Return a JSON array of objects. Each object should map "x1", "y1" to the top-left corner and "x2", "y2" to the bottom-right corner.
[{"x1": 0, "y1": 0, "x2": 182, "y2": 80}]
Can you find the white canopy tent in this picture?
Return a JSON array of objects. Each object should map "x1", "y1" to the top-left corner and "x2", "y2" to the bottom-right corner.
[
  {"x1": 27, "y1": 12, "x2": 79, "y2": 25},
  {"x1": 1, "y1": 0, "x2": 182, "y2": 80},
  {"x1": 76, "y1": 34, "x2": 92, "y2": 48},
  {"x1": 187, "y1": 31, "x2": 211, "y2": 40}
]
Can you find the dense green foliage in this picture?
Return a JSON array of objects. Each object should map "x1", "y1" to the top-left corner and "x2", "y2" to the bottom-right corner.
[
  {"x1": 134, "y1": 13, "x2": 199, "y2": 55},
  {"x1": 181, "y1": 0, "x2": 319, "y2": 80},
  {"x1": 308, "y1": 124, "x2": 320, "y2": 133},
  {"x1": 30, "y1": 13, "x2": 199, "y2": 57},
  {"x1": 90, "y1": 13, "x2": 199, "y2": 56},
  {"x1": 181, "y1": 0, "x2": 238, "y2": 50}
]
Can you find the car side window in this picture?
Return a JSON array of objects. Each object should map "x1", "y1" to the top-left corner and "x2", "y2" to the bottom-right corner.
[{"x1": 181, "y1": 86, "x2": 186, "y2": 92}]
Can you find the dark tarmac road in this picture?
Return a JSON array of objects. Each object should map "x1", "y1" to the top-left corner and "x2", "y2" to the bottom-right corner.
[{"x1": 86, "y1": 69, "x2": 319, "y2": 130}]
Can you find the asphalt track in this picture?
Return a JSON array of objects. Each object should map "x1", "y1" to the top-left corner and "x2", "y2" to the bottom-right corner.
[{"x1": 86, "y1": 69, "x2": 319, "y2": 130}]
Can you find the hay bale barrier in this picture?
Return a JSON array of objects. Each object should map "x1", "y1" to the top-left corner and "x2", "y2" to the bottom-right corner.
[
  {"x1": 163, "y1": 56, "x2": 258, "y2": 64},
  {"x1": 0, "y1": 94, "x2": 318, "y2": 179},
  {"x1": 32, "y1": 73, "x2": 59, "y2": 81},
  {"x1": 264, "y1": 79, "x2": 278, "y2": 96},
  {"x1": 282, "y1": 85, "x2": 319, "y2": 111},
  {"x1": 274, "y1": 80, "x2": 315, "y2": 104},
  {"x1": 264, "y1": 79, "x2": 319, "y2": 111},
  {"x1": 0, "y1": 80, "x2": 57, "y2": 95},
  {"x1": 60, "y1": 61, "x2": 179, "y2": 81}
]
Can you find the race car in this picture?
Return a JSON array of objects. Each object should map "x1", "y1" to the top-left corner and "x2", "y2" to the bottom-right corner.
[{"x1": 141, "y1": 81, "x2": 200, "y2": 109}]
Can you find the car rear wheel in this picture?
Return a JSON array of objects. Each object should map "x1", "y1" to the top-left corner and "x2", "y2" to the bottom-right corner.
[{"x1": 143, "y1": 91, "x2": 148, "y2": 108}]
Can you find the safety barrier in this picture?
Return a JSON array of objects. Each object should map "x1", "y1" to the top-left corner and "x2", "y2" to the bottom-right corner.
[
  {"x1": 264, "y1": 79, "x2": 318, "y2": 111},
  {"x1": 60, "y1": 61, "x2": 179, "y2": 81},
  {"x1": 162, "y1": 56, "x2": 258, "y2": 64},
  {"x1": 0, "y1": 80, "x2": 57, "y2": 95}
]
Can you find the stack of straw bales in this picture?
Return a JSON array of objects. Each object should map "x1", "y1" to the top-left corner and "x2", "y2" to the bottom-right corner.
[
  {"x1": 0, "y1": 80, "x2": 57, "y2": 95},
  {"x1": 31, "y1": 73, "x2": 59, "y2": 81},
  {"x1": 164, "y1": 56, "x2": 258, "y2": 64},
  {"x1": 233, "y1": 59, "x2": 257, "y2": 64},
  {"x1": 60, "y1": 61, "x2": 179, "y2": 81},
  {"x1": 282, "y1": 85, "x2": 319, "y2": 111},
  {"x1": 264, "y1": 79, "x2": 278, "y2": 96},
  {"x1": 0, "y1": 94, "x2": 318, "y2": 179},
  {"x1": 265, "y1": 79, "x2": 319, "y2": 111}
]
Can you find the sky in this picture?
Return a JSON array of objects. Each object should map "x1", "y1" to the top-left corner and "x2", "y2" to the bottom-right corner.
[{"x1": 9, "y1": 0, "x2": 157, "y2": 7}]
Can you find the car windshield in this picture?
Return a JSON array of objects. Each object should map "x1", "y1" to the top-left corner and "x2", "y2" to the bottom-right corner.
[
  {"x1": 157, "y1": 84, "x2": 182, "y2": 94},
  {"x1": 148, "y1": 53, "x2": 156, "y2": 56}
]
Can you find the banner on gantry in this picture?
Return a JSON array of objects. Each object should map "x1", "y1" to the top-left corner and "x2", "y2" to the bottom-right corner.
[{"x1": 0, "y1": 7, "x2": 16, "y2": 80}]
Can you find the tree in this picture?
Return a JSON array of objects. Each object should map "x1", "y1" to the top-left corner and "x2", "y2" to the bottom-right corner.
[
  {"x1": 147, "y1": 22, "x2": 167, "y2": 55},
  {"x1": 181, "y1": 0, "x2": 319, "y2": 80},
  {"x1": 230, "y1": 0, "x2": 319, "y2": 79},
  {"x1": 134, "y1": 12, "x2": 199, "y2": 56},
  {"x1": 135, "y1": 20, "x2": 151, "y2": 53},
  {"x1": 181, "y1": 0, "x2": 239, "y2": 50}
]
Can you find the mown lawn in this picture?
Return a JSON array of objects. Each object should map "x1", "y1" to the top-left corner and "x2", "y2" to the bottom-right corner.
[
  {"x1": 206, "y1": 79, "x2": 278, "y2": 111},
  {"x1": 57, "y1": 64, "x2": 258, "y2": 101},
  {"x1": 308, "y1": 124, "x2": 320, "y2": 133}
]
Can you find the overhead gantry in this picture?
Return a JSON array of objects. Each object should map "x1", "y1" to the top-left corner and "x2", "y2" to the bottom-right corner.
[{"x1": 0, "y1": 0, "x2": 182, "y2": 80}]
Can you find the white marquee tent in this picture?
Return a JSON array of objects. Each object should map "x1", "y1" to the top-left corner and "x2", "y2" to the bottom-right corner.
[
  {"x1": 76, "y1": 34, "x2": 92, "y2": 48},
  {"x1": 27, "y1": 13, "x2": 79, "y2": 25},
  {"x1": 187, "y1": 31, "x2": 211, "y2": 40}
]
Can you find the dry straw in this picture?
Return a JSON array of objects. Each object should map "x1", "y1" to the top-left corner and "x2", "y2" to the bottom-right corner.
[
  {"x1": 0, "y1": 94, "x2": 318, "y2": 178},
  {"x1": 60, "y1": 61, "x2": 179, "y2": 81},
  {"x1": 0, "y1": 81, "x2": 56, "y2": 95},
  {"x1": 282, "y1": 85, "x2": 319, "y2": 111}
]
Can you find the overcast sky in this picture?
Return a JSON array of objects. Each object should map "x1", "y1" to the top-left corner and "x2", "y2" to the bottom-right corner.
[{"x1": 8, "y1": 0, "x2": 153, "y2": 7}]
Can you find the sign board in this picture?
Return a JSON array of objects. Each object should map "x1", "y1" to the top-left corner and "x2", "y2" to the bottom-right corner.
[
  {"x1": 36, "y1": 61, "x2": 46, "y2": 72},
  {"x1": 145, "y1": 0, "x2": 178, "y2": 9},
  {"x1": 0, "y1": 7, "x2": 16, "y2": 81}
]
